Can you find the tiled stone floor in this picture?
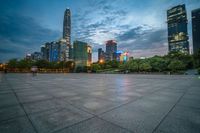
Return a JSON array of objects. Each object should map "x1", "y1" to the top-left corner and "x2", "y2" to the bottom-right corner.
[{"x1": 0, "y1": 73, "x2": 200, "y2": 133}]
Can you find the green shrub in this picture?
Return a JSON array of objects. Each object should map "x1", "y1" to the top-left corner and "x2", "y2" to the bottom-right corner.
[
  {"x1": 168, "y1": 60, "x2": 186, "y2": 72},
  {"x1": 198, "y1": 68, "x2": 200, "y2": 74}
]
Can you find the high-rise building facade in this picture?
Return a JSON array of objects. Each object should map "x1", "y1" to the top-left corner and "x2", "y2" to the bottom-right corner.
[
  {"x1": 63, "y1": 8, "x2": 72, "y2": 61},
  {"x1": 58, "y1": 39, "x2": 70, "y2": 61},
  {"x1": 87, "y1": 45, "x2": 92, "y2": 67},
  {"x1": 31, "y1": 52, "x2": 42, "y2": 60},
  {"x1": 41, "y1": 39, "x2": 70, "y2": 62},
  {"x1": 167, "y1": 4, "x2": 189, "y2": 54},
  {"x1": 98, "y1": 48, "x2": 105, "y2": 63},
  {"x1": 40, "y1": 45, "x2": 45, "y2": 60},
  {"x1": 105, "y1": 40, "x2": 117, "y2": 61},
  {"x1": 73, "y1": 41, "x2": 92, "y2": 68},
  {"x1": 40, "y1": 42, "x2": 51, "y2": 61},
  {"x1": 49, "y1": 42, "x2": 60, "y2": 62},
  {"x1": 45, "y1": 42, "x2": 51, "y2": 61},
  {"x1": 63, "y1": 8, "x2": 71, "y2": 47},
  {"x1": 192, "y1": 8, "x2": 200, "y2": 54}
]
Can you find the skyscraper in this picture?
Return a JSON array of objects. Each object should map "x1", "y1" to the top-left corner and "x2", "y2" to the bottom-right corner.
[
  {"x1": 105, "y1": 40, "x2": 117, "y2": 61},
  {"x1": 167, "y1": 4, "x2": 189, "y2": 54},
  {"x1": 192, "y1": 8, "x2": 200, "y2": 54},
  {"x1": 41, "y1": 42, "x2": 51, "y2": 61},
  {"x1": 58, "y1": 39, "x2": 69, "y2": 61},
  {"x1": 40, "y1": 45, "x2": 45, "y2": 60},
  {"x1": 63, "y1": 8, "x2": 71, "y2": 47},
  {"x1": 98, "y1": 48, "x2": 105, "y2": 63},
  {"x1": 73, "y1": 41, "x2": 92, "y2": 68},
  {"x1": 49, "y1": 41, "x2": 60, "y2": 62},
  {"x1": 87, "y1": 45, "x2": 92, "y2": 67},
  {"x1": 31, "y1": 52, "x2": 42, "y2": 61}
]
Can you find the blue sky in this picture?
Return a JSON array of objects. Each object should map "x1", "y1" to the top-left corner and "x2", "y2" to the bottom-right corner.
[{"x1": 0, "y1": 0, "x2": 200, "y2": 62}]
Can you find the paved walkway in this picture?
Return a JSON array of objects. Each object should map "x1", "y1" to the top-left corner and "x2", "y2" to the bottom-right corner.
[{"x1": 0, "y1": 73, "x2": 200, "y2": 133}]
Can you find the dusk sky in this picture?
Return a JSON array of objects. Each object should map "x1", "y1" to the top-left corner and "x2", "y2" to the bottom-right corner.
[{"x1": 0, "y1": 0, "x2": 200, "y2": 62}]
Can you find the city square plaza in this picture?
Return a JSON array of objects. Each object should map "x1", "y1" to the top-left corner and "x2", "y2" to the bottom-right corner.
[{"x1": 0, "y1": 73, "x2": 200, "y2": 133}]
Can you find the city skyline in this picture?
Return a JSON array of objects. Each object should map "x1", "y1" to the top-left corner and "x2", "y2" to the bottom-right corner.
[{"x1": 0, "y1": 0, "x2": 200, "y2": 62}]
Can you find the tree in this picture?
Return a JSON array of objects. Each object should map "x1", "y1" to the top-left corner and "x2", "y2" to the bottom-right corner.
[
  {"x1": 17, "y1": 59, "x2": 32, "y2": 69},
  {"x1": 198, "y1": 67, "x2": 200, "y2": 74},
  {"x1": 168, "y1": 60, "x2": 186, "y2": 72},
  {"x1": 91, "y1": 64, "x2": 101, "y2": 72},
  {"x1": 150, "y1": 56, "x2": 169, "y2": 72},
  {"x1": 119, "y1": 62, "x2": 128, "y2": 71},
  {"x1": 7, "y1": 59, "x2": 18, "y2": 69},
  {"x1": 139, "y1": 62, "x2": 152, "y2": 72},
  {"x1": 105, "y1": 64, "x2": 112, "y2": 69},
  {"x1": 167, "y1": 51, "x2": 193, "y2": 69},
  {"x1": 128, "y1": 61, "x2": 138, "y2": 72},
  {"x1": 75, "y1": 66, "x2": 82, "y2": 73},
  {"x1": 193, "y1": 49, "x2": 200, "y2": 68},
  {"x1": 65, "y1": 61, "x2": 75, "y2": 71},
  {"x1": 110, "y1": 60, "x2": 119, "y2": 68},
  {"x1": 34, "y1": 60, "x2": 49, "y2": 68},
  {"x1": 82, "y1": 66, "x2": 88, "y2": 72}
]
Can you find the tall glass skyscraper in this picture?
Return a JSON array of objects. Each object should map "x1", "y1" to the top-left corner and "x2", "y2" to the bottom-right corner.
[
  {"x1": 73, "y1": 41, "x2": 92, "y2": 68},
  {"x1": 105, "y1": 40, "x2": 117, "y2": 61},
  {"x1": 167, "y1": 4, "x2": 189, "y2": 54},
  {"x1": 63, "y1": 8, "x2": 72, "y2": 61},
  {"x1": 192, "y1": 8, "x2": 200, "y2": 54},
  {"x1": 63, "y1": 8, "x2": 71, "y2": 47},
  {"x1": 49, "y1": 42, "x2": 60, "y2": 62}
]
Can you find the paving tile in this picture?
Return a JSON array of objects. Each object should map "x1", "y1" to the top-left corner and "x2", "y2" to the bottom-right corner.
[
  {"x1": 168, "y1": 106, "x2": 200, "y2": 123},
  {"x1": 154, "y1": 116, "x2": 200, "y2": 133},
  {"x1": 0, "y1": 105, "x2": 25, "y2": 122},
  {"x1": 18, "y1": 93, "x2": 53, "y2": 103},
  {"x1": 56, "y1": 117, "x2": 131, "y2": 133},
  {"x1": 100, "y1": 98, "x2": 176, "y2": 133},
  {"x1": 0, "y1": 93, "x2": 19, "y2": 108},
  {"x1": 183, "y1": 93, "x2": 200, "y2": 101},
  {"x1": 16, "y1": 90, "x2": 44, "y2": 97},
  {"x1": 29, "y1": 104, "x2": 93, "y2": 133},
  {"x1": 65, "y1": 96, "x2": 120, "y2": 115},
  {"x1": 0, "y1": 116, "x2": 36, "y2": 133},
  {"x1": 154, "y1": 103, "x2": 200, "y2": 133},
  {"x1": 23, "y1": 99, "x2": 69, "y2": 114},
  {"x1": 51, "y1": 91, "x2": 79, "y2": 98},
  {"x1": 0, "y1": 73, "x2": 200, "y2": 133},
  {"x1": 178, "y1": 98, "x2": 200, "y2": 109},
  {"x1": 143, "y1": 92, "x2": 182, "y2": 104},
  {"x1": 88, "y1": 89, "x2": 143, "y2": 103},
  {"x1": 0, "y1": 90, "x2": 13, "y2": 95}
]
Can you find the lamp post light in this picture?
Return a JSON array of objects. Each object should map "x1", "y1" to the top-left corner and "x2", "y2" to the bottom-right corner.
[{"x1": 99, "y1": 59, "x2": 104, "y2": 64}]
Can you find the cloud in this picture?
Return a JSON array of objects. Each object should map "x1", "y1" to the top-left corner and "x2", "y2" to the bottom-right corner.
[
  {"x1": 0, "y1": 13, "x2": 61, "y2": 62},
  {"x1": 72, "y1": 0, "x2": 169, "y2": 61},
  {"x1": 116, "y1": 26, "x2": 168, "y2": 57},
  {"x1": 131, "y1": 46, "x2": 168, "y2": 58},
  {"x1": 71, "y1": 0, "x2": 129, "y2": 45},
  {"x1": 0, "y1": 47, "x2": 16, "y2": 54}
]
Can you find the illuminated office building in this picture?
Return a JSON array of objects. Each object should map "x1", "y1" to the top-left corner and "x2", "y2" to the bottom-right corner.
[
  {"x1": 192, "y1": 8, "x2": 200, "y2": 54},
  {"x1": 73, "y1": 41, "x2": 92, "y2": 68},
  {"x1": 98, "y1": 48, "x2": 105, "y2": 63},
  {"x1": 105, "y1": 40, "x2": 117, "y2": 61},
  {"x1": 63, "y1": 8, "x2": 71, "y2": 46},
  {"x1": 167, "y1": 4, "x2": 189, "y2": 53}
]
